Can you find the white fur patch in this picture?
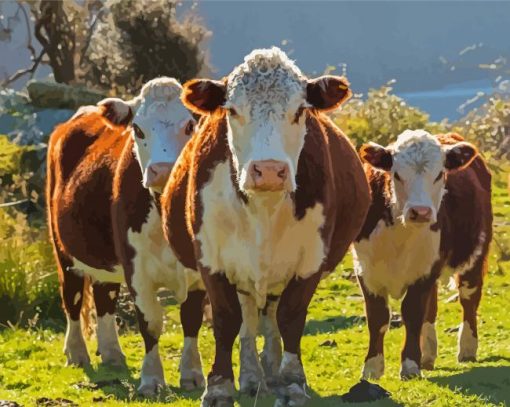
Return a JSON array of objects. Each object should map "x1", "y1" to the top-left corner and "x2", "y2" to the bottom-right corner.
[
  {"x1": 458, "y1": 321, "x2": 478, "y2": 361},
  {"x1": 259, "y1": 299, "x2": 282, "y2": 381},
  {"x1": 459, "y1": 281, "x2": 478, "y2": 300},
  {"x1": 71, "y1": 260, "x2": 125, "y2": 284},
  {"x1": 379, "y1": 324, "x2": 389, "y2": 334},
  {"x1": 96, "y1": 313, "x2": 125, "y2": 365},
  {"x1": 400, "y1": 358, "x2": 421, "y2": 378},
  {"x1": 197, "y1": 161, "x2": 326, "y2": 308},
  {"x1": 362, "y1": 354, "x2": 384, "y2": 380},
  {"x1": 64, "y1": 317, "x2": 90, "y2": 366},
  {"x1": 129, "y1": 204, "x2": 203, "y2": 335},
  {"x1": 353, "y1": 220, "x2": 440, "y2": 299},
  {"x1": 420, "y1": 322, "x2": 437, "y2": 368},
  {"x1": 108, "y1": 290, "x2": 117, "y2": 300},
  {"x1": 73, "y1": 292, "x2": 81, "y2": 306},
  {"x1": 179, "y1": 337, "x2": 205, "y2": 389},
  {"x1": 441, "y1": 232, "x2": 487, "y2": 282}
]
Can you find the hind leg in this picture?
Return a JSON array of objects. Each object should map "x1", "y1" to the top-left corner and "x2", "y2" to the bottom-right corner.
[
  {"x1": 93, "y1": 282, "x2": 125, "y2": 366},
  {"x1": 259, "y1": 297, "x2": 282, "y2": 388},
  {"x1": 457, "y1": 257, "x2": 485, "y2": 362},
  {"x1": 179, "y1": 289, "x2": 206, "y2": 390},
  {"x1": 421, "y1": 281, "x2": 438, "y2": 370},
  {"x1": 58, "y1": 255, "x2": 90, "y2": 366}
]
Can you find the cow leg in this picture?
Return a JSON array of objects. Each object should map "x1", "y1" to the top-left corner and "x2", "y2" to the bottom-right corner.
[
  {"x1": 93, "y1": 282, "x2": 125, "y2": 366},
  {"x1": 420, "y1": 281, "x2": 438, "y2": 370},
  {"x1": 276, "y1": 272, "x2": 321, "y2": 407},
  {"x1": 129, "y1": 271, "x2": 165, "y2": 396},
  {"x1": 259, "y1": 297, "x2": 282, "y2": 388},
  {"x1": 358, "y1": 276, "x2": 390, "y2": 380},
  {"x1": 57, "y1": 253, "x2": 90, "y2": 367},
  {"x1": 238, "y1": 292, "x2": 268, "y2": 396},
  {"x1": 200, "y1": 270, "x2": 241, "y2": 407},
  {"x1": 179, "y1": 289, "x2": 206, "y2": 390},
  {"x1": 457, "y1": 257, "x2": 485, "y2": 362},
  {"x1": 400, "y1": 277, "x2": 436, "y2": 379}
]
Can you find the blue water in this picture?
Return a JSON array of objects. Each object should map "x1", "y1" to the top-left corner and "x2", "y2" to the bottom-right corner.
[{"x1": 397, "y1": 80, "x2": 494, "y2": 122}]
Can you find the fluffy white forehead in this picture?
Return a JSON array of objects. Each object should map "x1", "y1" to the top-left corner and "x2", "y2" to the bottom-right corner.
[
  {"x1": 391, "y1": 130, "x2": 443, "y2": 173},
  {"x1": 135, "y1": 77, "x2": 188, "y2": 124},
  {"x1": 226, "y1": 47, "x2": 306, "y2": 116}
]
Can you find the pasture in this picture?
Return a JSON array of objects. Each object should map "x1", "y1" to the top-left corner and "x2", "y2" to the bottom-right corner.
[{"x1": 0, "y1": 175, "x2": 508, "y2": 407}]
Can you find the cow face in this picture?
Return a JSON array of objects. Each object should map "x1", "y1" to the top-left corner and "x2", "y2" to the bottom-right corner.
[
  {"x1": 99, "y1": 77, "x2": 196, "y2": 192},
  {"x1": 181, "y1": 47, "x2": 351, "y2": 196},
  {"x1": 360, "y1": 130, "x2": 478, "y2": 225}
]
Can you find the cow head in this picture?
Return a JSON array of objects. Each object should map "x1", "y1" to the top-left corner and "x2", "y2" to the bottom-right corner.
[
  {"x1": 181, "y1": 47, "x2": 351, "y2": 197},
  {"x1": 360, "y1": 130, "x2": 478, "y2": 225},
  {"x1": 99, "y1": 77, "x2": 196, "y2": 192}
]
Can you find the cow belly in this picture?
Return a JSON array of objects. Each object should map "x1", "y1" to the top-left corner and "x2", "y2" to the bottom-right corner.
[
  {"x1": 128, "y1": 205, "x2": 203, "y2": 303},
  {"x1": 353, "y1": 220, "x2": 440, "y2": 299},
  {"x1": 196, "y1": 162, "x2": 326, "y2": 307}
]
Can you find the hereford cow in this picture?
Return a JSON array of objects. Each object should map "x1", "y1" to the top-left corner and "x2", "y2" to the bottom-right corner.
[
  {"x1": 354, "y1": 130, "x2": 492, "y2": 380},
  {"x1": 161, "y1": 47, "x2": 371, "y2": 406},
  {"x1": 47, "y1": 77, "x2": 206, "y2": 395}
]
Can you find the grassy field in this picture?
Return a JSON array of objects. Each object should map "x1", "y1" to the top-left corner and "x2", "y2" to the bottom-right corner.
[{"x1": 0, "y1": 181, "x2": 509, "y2": 407}]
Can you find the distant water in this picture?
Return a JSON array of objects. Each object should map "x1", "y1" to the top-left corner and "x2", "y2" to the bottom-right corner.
[{"x1": 397, "y1": 79, "x2": 494, "y2": 122}]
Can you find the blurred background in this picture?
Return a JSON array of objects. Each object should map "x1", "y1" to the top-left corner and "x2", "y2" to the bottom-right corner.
[{"x1": 0, "y1": 0, "x2": 508, "y2": 331}]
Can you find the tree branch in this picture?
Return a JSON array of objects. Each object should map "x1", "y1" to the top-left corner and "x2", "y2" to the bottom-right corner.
[{"x1": 1, "y1": 49, "x2": 45, "y2": 87}]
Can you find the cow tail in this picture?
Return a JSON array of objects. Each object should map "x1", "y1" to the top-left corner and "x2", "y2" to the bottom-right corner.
[{"x1": 80, "y1": 276, "x2": 95, "y2": 338}]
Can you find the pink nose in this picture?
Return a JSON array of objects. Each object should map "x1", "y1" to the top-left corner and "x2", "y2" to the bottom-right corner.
[
  {"x1": 145, "y1": 162, "x2": 174, "y2": 188},
  {"x1": 249, "y1": 160, "x2": 289, "y2": 191},
  {"x1": 407, "y1": 206, "x2": 433, "y2": 223}
]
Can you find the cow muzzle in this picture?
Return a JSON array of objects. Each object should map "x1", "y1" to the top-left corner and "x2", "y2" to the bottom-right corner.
[
  {"x1": 406, "y1": 206, "x2": 433, "y2": 224},
  {"x1": 144, "y1": 162, "x2": 174, "y2": 188},
  {"x1": 246, "y1": 160, "x2": 290, "y2": 192}
]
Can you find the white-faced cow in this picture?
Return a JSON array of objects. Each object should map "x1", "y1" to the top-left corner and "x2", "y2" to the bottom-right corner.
[
  {"x1": 161, "y1": 47, "x2": 371, "y2": 406},
  {"x1": 354, "y1": 130, "x2": 492, "y2": 380},
  {"x1": 47, "y1": 77, "x2": 206, "y2": 395}
]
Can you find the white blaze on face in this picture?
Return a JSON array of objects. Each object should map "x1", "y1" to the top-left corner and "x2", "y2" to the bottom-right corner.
[
  {"x1": 130, "y1": 78, "x2": 195, "y2": 191},
  {"x1": 390, "y1": 130, "x2": 446, "y2": 223},
  {"x1": 224, "y1": 48, "x2": 309, "y2": 193}
]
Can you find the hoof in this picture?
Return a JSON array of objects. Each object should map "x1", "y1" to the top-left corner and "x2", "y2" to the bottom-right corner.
[
  {"x1": 361, "y1": 354, "x2": 384, "y2": 380},
  {"x1": 400, "y1": 359, "x2": 422, "y2": 380},
  {"x1": 138, "y1": 376, "x2": 165, "y2": 397},
  {"x1": 181, "y1": 372, "x2": 206, "y2": 391},
  {"x1": 100, "y1": 348, "x2": 126, "y2": 367},
  {"x1": 65, "y1": 350, "x2": 91, "y2": 367},
  {"x1": 458, "y1": 354, "x2": 477, "y2": 363},
  {"x1": 421, "y1": 358, "x2": 435, "y2": 370},
  {"x1": 274, "y1": 383, "x2": 310, "y2": 407},
  {"x1": 240, "y1": 378, "x2": 268, "y2": 397},
  {"x1": 201, "y1": 377, "x2": 235, "y2": 407}
]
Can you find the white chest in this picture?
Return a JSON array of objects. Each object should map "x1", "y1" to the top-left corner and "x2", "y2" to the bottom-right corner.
[
  {"x1": 128, "y1": 205, "x2": 202, "y2": 303},
  {"x1": 196, "y1": 162, "x2": 326, "y2": 307},
  {"x1": 353, "y1": 220, "x2": 440, "y2": 299}
]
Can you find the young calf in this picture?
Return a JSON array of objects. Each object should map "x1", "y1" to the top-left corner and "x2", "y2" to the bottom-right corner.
[
  {"x1": 47, "y1": 78, "x2": 205, "y2": 395},
  {"x1": 354, "y1": 130, "x2": 492, "y2": 380},
  {"x1": 162, "y1": 47, "x2": 370, "y2": 406}
]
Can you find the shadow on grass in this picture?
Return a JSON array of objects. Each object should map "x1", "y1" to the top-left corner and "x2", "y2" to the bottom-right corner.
[
  {"x1": 304, "y1": 315, "x2": 365, "y2": 335},
  {"x1": 430, "y1": 365, "x2": 510, "y2": 405},
  {"x1": 81, "y1": 363, "x2": 202, "y2": 403}
]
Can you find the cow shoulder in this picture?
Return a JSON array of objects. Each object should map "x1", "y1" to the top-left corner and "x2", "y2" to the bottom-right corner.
[{"x1": 317, "y1": 113, "x2": 371, "y2": 271}]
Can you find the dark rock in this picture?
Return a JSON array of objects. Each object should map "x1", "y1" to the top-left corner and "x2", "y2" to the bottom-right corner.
[
  {"x1": 27, "y1": 80, "x2": 106, "y2": 110},
  {"x1": 35, "y1": 398, "x2": 77, "y2": 407},
  {"x1": 445, "y1": 326, "x2": 460, "y2": 333},
  {"x1": 341, "y1": 380, "x2": 391, "y2": 403},
  {"x1": 0, "y1": 401, "x2": 22, "y2": 407},
  {"x1": 319, "y1": 339, "x2": 338, "y2": 348}
]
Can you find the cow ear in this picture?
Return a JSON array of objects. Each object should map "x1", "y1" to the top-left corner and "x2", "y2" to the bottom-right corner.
[
  {"x1": 98, "y1": 97, "x2": 137, "y2": 126},
  {"x1": 359, "y1": 142, "x2": 393, "y2": 171},
  {"x1": 306, "y1": 75, "x2": 352, "y2": 111},
  {"x1": 444, "y1": 141, "x2": 478, "y2": 171},
  {"x1": 182, "y1": 79, "x2": 227, "y2": 114}
]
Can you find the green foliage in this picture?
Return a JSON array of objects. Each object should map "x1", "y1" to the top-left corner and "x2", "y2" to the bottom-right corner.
[{"x1": 333, "y1": 81, "x2": 447, "y2": 148}]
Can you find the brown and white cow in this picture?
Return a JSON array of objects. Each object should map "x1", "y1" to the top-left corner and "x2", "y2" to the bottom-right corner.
[
  {"x1": 161, "y1": 47, "x2": 371, "y2": 406},
  {"x1": 354, "y1": 130, "x2": 492, "y2": 380},
  {"x1": 47, "y1": 77, "x2": 206, "y2": 395}
]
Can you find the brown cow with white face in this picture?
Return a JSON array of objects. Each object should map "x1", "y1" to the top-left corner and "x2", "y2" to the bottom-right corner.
[
  {"x1": 354, "y1": 130, "x2": 492, "y2": 380},
  {"x1": 161, "y1": 47, "x2": 371, "y2": 406},
  {"x1": 47, "y1": 77, "x2": 206, "y2": 395}
]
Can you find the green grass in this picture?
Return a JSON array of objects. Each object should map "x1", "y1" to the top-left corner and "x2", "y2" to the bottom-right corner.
[{"x1": 0, "y1": 182, "x2": 509, "y2": 407}]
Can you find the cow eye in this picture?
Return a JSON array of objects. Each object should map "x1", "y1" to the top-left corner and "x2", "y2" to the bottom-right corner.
[
  {"x1": 228, "y1": 107, "x2": 238, "y2": 117},
  {"x1": 434, "y1": 171, "x2": 444, "y2": 183},
  {"x1": 184, "y1": 120, "x2": 195, "y2": 136},
  {"x1": 394, "y1": 172, "x2": 402, "y2": 182},
  {"x1": 132, "y1": 123, "x2": 145, "y2": 140}
]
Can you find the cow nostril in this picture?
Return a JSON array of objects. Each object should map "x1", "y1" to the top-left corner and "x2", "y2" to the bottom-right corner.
[
  {"x1": 277, "y1": 167, "x2": 287, "y2": 179},
  {"x1": 253, "y1": 164, "x2": 262, "y2": 177},
  {"x1": 149, "y1": 166, "x2": 158, "y2": 176}
]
